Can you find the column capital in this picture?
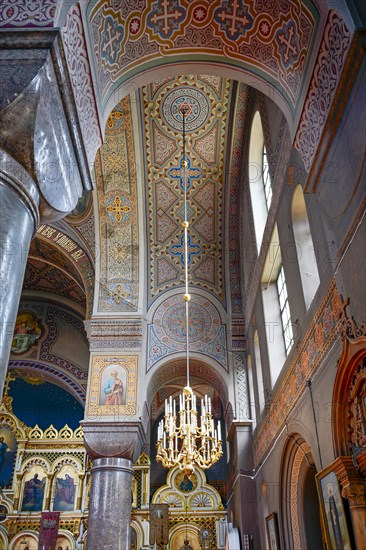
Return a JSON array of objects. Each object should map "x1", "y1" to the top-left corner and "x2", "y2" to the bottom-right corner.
[
  {"x1": 81, "y1": 421, "x2": 145, "y2": 462},
  {"x1": 84, "y1": 317, "x2": 143, "y2": 350},
  {"x1": 333, "y1": 456, "x2": 366, "y2": 507}
]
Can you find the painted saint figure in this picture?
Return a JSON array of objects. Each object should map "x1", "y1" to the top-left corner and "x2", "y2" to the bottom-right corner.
[
  {"x1": 104, "y1": 370, "x2": 123, "y2": 405},
  {"x1": 0, "y1": 437, "x2": 10, "y2": 469},
  {"x1": 328, "y1": 485, "x2": 344, "y2": 550},
  {"x1": 12, "y1": 312, "x2": 42, "y2": 354},
  {"x1": 54, "y1": 472, "x2": 76, "y2": 511},
  {"x1": 179, "y1": 474, "x2": 194, "y2": 492},
  {"x1": 22, "y1": 473, "x2": 45, "y2": 511},
  {"x1": 180, "y1": 540, "x2": 193, "y2": 550}
]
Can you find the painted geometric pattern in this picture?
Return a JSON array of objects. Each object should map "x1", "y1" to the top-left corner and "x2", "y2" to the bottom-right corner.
[
  {"x1": 229, "y1": 83, "x2": 250, "y2": 313},
  {"x1": 88, "y1": 0, "x2": 317, "y2": 108},
  {"x1": 234, "y1": 353, "x2": 249, "y2": 420},
  {"x1": 253, "y1": 280, "x2": 343, "y2": 465},
  {"x1": 24, "y1": 259, "x2": 86, "y2": 309},
  {"x1": 142, "y1": 75, "x2": 232, "y2": 306},
  {"x1": 0, "y1": 0, "x2": 57, "y2": 27},
  {"x1": 94, "y1": 97, "x2": 139, "y2": 312},
  {"x1": 61, "y1": 3, "x2": 102, "y2": 167},
  {"x1": 294, "y1": 11, "x2": 350, "y2": 172},
  {"x1": 148, "y1": 294, "x2": 227, "y2": 370}
]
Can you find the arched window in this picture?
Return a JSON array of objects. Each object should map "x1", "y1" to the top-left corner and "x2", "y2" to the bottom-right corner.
[
  {"x1": 253, "y1": 330, "x2": 265, "y2": 414},
  {"x1": 249, "y1": 112, "x2": 272, "y2": 248},
  {"x1": 291, "y1": 185, "x2": 320, "y2": 309},
  {"x1": 261, "y1": 225, "x2": 293, "y2": 386},
  {"x1": 247, "y1": 354, "x2": 257, "y2": 426}
]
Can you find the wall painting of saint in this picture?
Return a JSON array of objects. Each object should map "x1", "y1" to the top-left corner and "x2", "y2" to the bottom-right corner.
[
  {"x1": 0, "y1": 425, "x2": 17, "y2": 489},
  {"x1": 100, "y1": 364, "x2": 126, "y2": 406},
  {"x1": 53, "y1": 466, "x2": 77, "y2": 511},
  {"x1": 21, "y1": 467, "x2": 46, "y2": 511},
  {"x1": 12, "y1": 311, "x2": 42, "y2": 354}
]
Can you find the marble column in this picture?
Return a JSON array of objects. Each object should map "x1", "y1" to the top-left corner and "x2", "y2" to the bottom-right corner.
[
  {"x1": 88, "y1": 458, "x2": 133, "y2": 549},
  {"x1": 82, "y1": 421, "x2": 145, "y2": 550},
  {"x1": 0, "y1": 30, "x2": 95, "y2": 396},
  {"x1": 0, "y1": 152, "x2": 39, "y2": 395}
]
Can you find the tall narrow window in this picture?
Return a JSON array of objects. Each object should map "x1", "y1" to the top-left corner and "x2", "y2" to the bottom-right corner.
[
  {"x1": 262, "y1": 146, "x2": 272, "y2": 210},
  {"x1": 277, "y1": 265, "x2": 294, "y2": 354},
  {"x1": 254, "y1": 330, "x2": 265, "y2": 414},
  {"x1": 261, "y1": 225, "x2": 293, "y2": 386},
  {"x1": 292, "y1": 185, "x2": 320, "y2": 309},
  {"x1": 247, "y1": 354, "x2": 257, "y2": 426},
  {"x1": 249, "y1": 112, "x2": 271, "y2": 248}
]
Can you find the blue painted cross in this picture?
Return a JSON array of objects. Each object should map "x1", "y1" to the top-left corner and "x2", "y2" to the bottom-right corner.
[
  {"x1": 168, "y1": 155, "x2": 202, "y2": 191},
  {"x1": 169, "y1": 234, "x2": 202, "y2": 265}
]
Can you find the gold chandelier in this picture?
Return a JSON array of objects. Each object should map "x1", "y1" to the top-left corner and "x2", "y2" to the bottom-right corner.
[{"x1": 156, "y1": 106, "x2": 223, "y2": 477}]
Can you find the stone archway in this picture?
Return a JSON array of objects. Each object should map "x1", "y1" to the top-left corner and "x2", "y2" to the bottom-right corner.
[
  {"x1": 84, "y1": 0, "x2": 324, "y2": 129},
  {"x1": 281, "y1": 434, "x2": 323, "y2": 550}
]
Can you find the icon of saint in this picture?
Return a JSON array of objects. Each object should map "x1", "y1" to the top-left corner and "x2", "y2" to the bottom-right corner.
[{"x1": 104, "y1": 370, "x2": 124, "y2": 405}]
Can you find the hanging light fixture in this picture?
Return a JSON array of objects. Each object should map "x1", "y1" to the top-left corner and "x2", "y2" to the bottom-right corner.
[{"x1": 156, "y1": 106, "x2": 223, "y2": 477}]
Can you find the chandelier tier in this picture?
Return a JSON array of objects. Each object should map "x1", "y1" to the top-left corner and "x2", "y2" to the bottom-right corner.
[{"x1": 156, "y1": 106, "x2": 223, "y2": 477}]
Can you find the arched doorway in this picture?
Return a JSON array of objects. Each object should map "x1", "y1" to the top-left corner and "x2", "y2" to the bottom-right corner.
[{"x1": 281, "y1": 435, "x2": 323, "y2": 550}]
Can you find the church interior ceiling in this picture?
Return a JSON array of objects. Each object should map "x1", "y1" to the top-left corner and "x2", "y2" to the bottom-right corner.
[
  {"x1": 94, "y1": 96, "x2": 139, "y2": 312},
  {"x1": 86, "y1": 0, "x2": 319, "y2": 115},
  {"x1": 30, "y1": 228, "x2": 95, "y2": 317},
  {"x1": 25, "y1": 252, "x2": 86, "y2": 311},
  {"x1": 143, "y1": 74, "x2": 232, "y2": 307}
]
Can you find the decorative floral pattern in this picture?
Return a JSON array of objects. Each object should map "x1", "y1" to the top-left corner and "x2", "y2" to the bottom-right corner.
[
  {"x1": 148, "y1": 295, "x2": 227, "y2": 370},
  {"x1": 0, "y1": 0, "x2": 57, "y2": 27},
  {"x1": 294, "y1": 11, "x2": 350, "y2": 172},
  {"x1": 87, "y1": 0, "x2": 317, "y2": 109},
  {"x1": 61, "y1": 4, "x2": 102, "y2": 167}
]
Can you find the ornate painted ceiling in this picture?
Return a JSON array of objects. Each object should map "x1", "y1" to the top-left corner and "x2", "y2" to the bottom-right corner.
[
  {"x1": 94, "y1": 96, "x2": 139, "y2": 312},
  {"x1": 143, "y1": 74, "x2": 233, "y2": 307},
  {"x1": 24, "y1": 258, "x2": 86, "y2": 310},
  {"x1": 86, "y1": 0, "x2": 319, "y2": 115},
  {"x1": 26, "y1": 230, "x2": 94, "y2": 317}
]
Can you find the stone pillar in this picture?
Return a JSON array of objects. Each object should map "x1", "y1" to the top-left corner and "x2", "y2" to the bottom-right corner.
[
  {"x1": 0, "y1": 152, "x2": 39, "y2": 395},
  {"x1": 0, "y1": 29, "x2": 94, "y2": 396},
  {"x1": 227, "y1": 421, "x2": 259, "y2": 548},
  {"x1": 88, "y1": 458, "x2": 133, "y2": 549},
  {"x1": 82, "y1": 421, "x2": 145, "y2": 550},
  {"x1": 333, "y1": 456, "x2": 366, "y2": 549}
]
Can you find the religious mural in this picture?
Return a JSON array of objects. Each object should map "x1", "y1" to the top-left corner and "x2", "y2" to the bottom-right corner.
[
  {"x1": 12, "y1": 312, "x2": 42, "y2": 354},
  {"x1": 21, "y1": 467, "x2": 46, "y2": 512},
  {"x1": 54, "y1": 466, "x2": 77, "y2": 512},
  {"x1": 100, "y1": 365, "x2": 126, "y2": 406},
  {"x1": 317, "y1": 470, "x2": 352, "y2": 550},
  {"x1": 0, "y1": 425, "x2": 17, "y2": 488},
  {"x1": 86, "y1": 356, "x2": 138, "y2": 417},
  {"x1": 56, "y1": 535, "x2": 71, "y2": 550},
  {"x1": 12, "y1": 535, "x2": 38, "y2": 550},
  {"x1": 175, "y1": 472, "x2": 198, "y2": 493}
]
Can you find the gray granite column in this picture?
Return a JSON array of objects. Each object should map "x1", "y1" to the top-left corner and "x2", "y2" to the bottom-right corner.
[
  {"x1": 82, "y1": 421, "x2": 145, "y2": 549},
  {"x1": 88, "y1": 457, "x2": 133, "y2": 550},
  {"x1": 0, "y1": 153, "x2": 39, "y2": 395}
]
